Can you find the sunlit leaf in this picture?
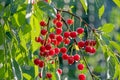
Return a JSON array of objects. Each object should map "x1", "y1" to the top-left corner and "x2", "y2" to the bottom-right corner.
[
  {"x1": 80, "y1": 0, "x2": 88, "y2": 14},
  {"x1": 113, "y1": 0, "x2": 120, "y2": 8},
  {"x1": 110, "y1": 41, "x2": 120, "y2": 54},
  {"x1": 98, "y1": 5, "x2": 105, "y2": 19}
]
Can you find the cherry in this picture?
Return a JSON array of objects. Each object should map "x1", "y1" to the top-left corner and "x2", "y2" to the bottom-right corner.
[
  {"x1": 76, "y1": 28, "x2": 84, "y2": 34},
  {"x1": 53, "y1": 18, "x2": 58, "y2": 24},
  {"x1": 90, "y1": 47, "x2": 96, "y2": 54},
  {"x1": 63, "y1": 38, "x2": 70, "y2": 45},
  {"x1": 39, "y1": 72, "x2": 42, "y2": 78},
  {"x1": 77, "y1": 64, "x2": 84, "y2": 70},
  {"x1": 40, "y1": 46, "x2": 46, "y2": 52},
  {"x1": 64, "y1": 31, "x2": 70, "y2": 38},
  {"x1": 49, "y1": 33, "x2": 55, "y2": 39},
  {"x1": 70, "y1": 31, "x2": 77, "y2": 38},
  {"x1": 67, "y1": 19, "x2": 74, "y2": 25},
  {"x1": 46, "y1": 72, "x2": 52, "y2": 79},
  {"x1": 56, "y1": 35, "x2": 63, "y2": 42},
  {"x1": 39, "y1": 60, "x2": 45, "y2": 68},
  {"x1": 57, "y1": 69, "x2": 62, "y2": 75},
  {"x1": 56, "y1": 28, "x2": 62, "y2": 35},
  {"x1": 45, "y1": 44, "x2": 52, "y2": 50},
  {"x1": 52, "y1": 39, "x2": 60, "y2": 46},
  {"x1": 47, "y1": 38, "x2": 51, "y2": 43},
  {"x1": 45, "y1": 0, "x2": 48, "y2": 3},
  {"x1": 85, "y1": 46, "x2": 92, "y2": 53},
  {"x1": 41, "y1": 29, "x2": 47, "y2": 35},
  {"x1": 68, "y1": 56, "x2": 74, "y2": 65},
  {"x1": 40, "y1": 20, "x2": 46, "y2": 27},
  {"x1": 35, "y1": 37, "x2": 42, "y2": 42},
  {"x1": 34, "y1": 58, "x2": 40, "y2": 65},
  {"x1": 78, "y1": 74, "x2": 86, "y2": 80},
  {"x1": 56, "y1": 21, "x2": 63, "y2": 28},
  {"x1": 62, "y1": 53, "x2": 69, "y2": 60},
  {"x1": 85, "y1": 40, "x2": 91, "y2": 46},
  {"x1": 78, "y1": 41, "x2": 85, "y2": 48},
  {"x1": 90, "y1": 40, "x2": 96, "y2": 46},
  {"x1": 54, "y1": 47, "x2": 60, "y2": 55},
  {"x1": 60, "y1": 47, "x2": 67, "y2": 53},
  {"x1": 49, "y1": 49, "x2": 55, "y2": 56},
  {"x1": 74, "y1": 54, "x2": 80, "y2": 62},
  {"x1": 56, "y1": 13, "x2": 61, "y2": 21}
]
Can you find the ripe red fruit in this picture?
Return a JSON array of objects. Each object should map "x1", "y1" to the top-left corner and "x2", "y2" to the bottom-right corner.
[
  {"x1": 56, "y1": 13, "x2": 61, "y2": 20},
  {"x1": 78, "y1": 41, "x2": 85, "y2": 48},
  {"x1": 56, "y1": 28, "x2": 62, "y2": 35},
  {"x1": 77, "y1": 64, "x2": 84, "y2": 70},
  {"x1": 39, "y1": 72, "x2": 42, "y2": 78},
  {"x1": 60, "y1": 47, "x2": 67, "y2": 53},
  {"x1": 49, "y1": 49, "x2": 55, "y2": 56},
  {"x1": 64, "y1": 31, "x2": 70, "y2": 38},
  {"x1": 63, "y1": 38, "x2": 70, "y2": 45},
  {"x1": 53, "y1": 18, "x2": 58, "y2": 24},
  {"x1": 46, "y1": 72, "x2": 52, "y2": 79},
  {"x1": 70, "y1": 31, "x2": 77, "y2": 38},
  {"x1": 51, "y1": 39, "x2": 60, "y2": 46},
  {"x1": 57, "y1": 69, "x2": 62, "y2": 75},
  {"x1": 67, "y1": 19, "x2": 74, "y2": 25},
  {"x1": 56, "y1": 35, "x2": 63, "y2": 42},
  {"x1": 39, "y1": 60, "x2": 45, "y2": 68},
  {"x1": 41, "y1": 29, "x2": 47, "y2": 35},
  {"x1": 35, "y1": 37, "x2": 42, "y2": 42},
  {"x1": 62, "y1": 53, "x2": 69, "y2": 60},
  {"x1": 68, "y1": 56, "x2": 74, "y2": 65},
  {"x1": 34, "y1": 58, "x2": 40, "y2": 65},
  {"x1": 76, "y1": 28, "x2": 84, "y2": 34},
  {"x1": 90, "y1": 47, "x2": 96, "y2": 54},
  {"x1": 40, "y1": 46, "x2": 46, "y2": 52},
  {"x1": 74, "y1": 54, "x2": 80, "y2": 61},
  {"x1": 78, "y1": 74, "x2": 86, "y2": 80},
  {"x1": 85, "y1": 40, "x2": 91, "y2": 46},
  {"x1": 85, "y1": 46, "x2": 92, "y2": 53},
  {"x1": 56, "y1": 21, "x2": 63, "y2": 28},
  {"x1": 45, "y1": 44, "x2": 52, "y2": 50},
  {"x1": 90, "y1": 40, "x2": 96, "y2": 46},
  {"x1": 40, "y1": 20, "x2": 46, "y2": 26},
  {"x1": 54, "y1": 47, "x2": 60, "y2": 55},
  {"x1": 49, "y1": 33, "x2": 55, "y2": 39},
  {"x1": 47, "y1": 38, "x2": 51, "y2": 43}
]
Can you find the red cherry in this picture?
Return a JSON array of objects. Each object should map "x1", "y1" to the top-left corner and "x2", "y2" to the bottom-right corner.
[
  {"x1": 45, "y1": 0, "x2": 48, "y2": 3},
  {"x1": 68, "y1": 56, "x2": 74, "y2": 65},
  {"x1": 64, "y1": 31, "x2": 70, "y2": 38},
  {"x1": 49, "y1": 33, "x2": 55, "y2": 39},
  {"x1": 46, "y1": 72, "x2": 52, "y2": 79},
  {"x1": 77, "y1": 64, "x2": 84, "y2": 70},
  {"x1": 40, "y1": 46, "x2": 46, "y2": 52},
  {"x1": 57, "y1": 69, "x2": 62, "y2": 75},
  {"x1": 41, "y1": 29, "x2": 47, "y2": 35},
  {"x1": 74, "y1": 54, "x2": 80, "y2": 62},
  {"x1": 39, "y1": 60, "x2": 45, "y2": 68},
  {"x1": 39, "y1": 72, "x2": 42, "y2": 78},
  {"x1": 63, "y1": 38, "x2": 70, "y2": 45},
  {"x1": 56, "y1": 28, "x2": 62, "y2": 35},
  {"x1": 56, "y1": 35, "x2": 63, "y2": 42},
  {"x1": 60, "y1": 47, "x2": 67, "y2": 53},
  {"x1": 56, "y1": 21, "x2": 63, "y2": 28},
  {"x1": 62, "y1": 53, "x2": 69, "y2": 60},
  {"x1": 51, "y1": 39, "x2": 60, "y2": 46},
  {"x1": 53, "y1": 18, "x2": 58, "y2": 24},
  {"x1": 78, "y1": 74, "x2": 86, "y2": 80},
  {"x1": 70, "y1": 31, "x2": 77, "y2": 38},
  {"x1": 85, "y1": 46, "x2": 92, "y2": 53},
  {"x1": 40, "y1": 20, "x2": 46, "y2": 26},
  {"x1": 85, "y1": 40, "x2": 91, "y2": 46},
  {"x1": 90, "y1": 47, "x2": 96, "y2": 54},
  {"x1": 47, "y1": 38, "x2": 51, "y2": 43},
  {"x1": 78, "y1": 41, "x2": 85, "y2": 48},
  {"x1": 67, "y1": 19, "x2": 74, "y2": 25},
  {"x1": 54, "y1": 47, "x2": 60, "y2": 55},
  {"x1": 34, "y1": 58, "x2": 40, "y2": 65},
  {"x1": 45, "y1": 44, "x2": 52, "y2": 50},
  {"x1": 90, "y1": 40, "x2": 96, "y2": 46},
  {"x1": 76, "y1": 28, "x2": 84, "y2": 34},
  {"x1": 35, "y1": 37, "x2": 42, "y2": 42},
  {"x1": 49, "y1": 49, "x2": 55, "y2": 56},
  {"x1": 56, "y1": 13, "x2": 61, "y2": 21}
]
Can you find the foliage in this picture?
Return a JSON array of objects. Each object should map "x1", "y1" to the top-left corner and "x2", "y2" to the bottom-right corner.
[{"x1": 0, "y1": 0, "x2": 120, "y2": 80}]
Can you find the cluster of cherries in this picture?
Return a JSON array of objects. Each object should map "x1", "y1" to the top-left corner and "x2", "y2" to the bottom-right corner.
[{"x1": 34, "y1": 11, "x2": 96, "y2": 80}]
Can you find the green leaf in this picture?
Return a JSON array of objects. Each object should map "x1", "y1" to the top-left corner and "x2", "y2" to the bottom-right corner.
[
  {"x1": 98, "y1": 23, "x2": 114, "y2": 33},
  {"x1": 23, "y1": 73, "x2": 32, "y2": 80},
  {"x1": 110, "y1": 41, "x2": 120, "y2": 54},
  {"x1": 80, "y1": 0, "x2": 88, "y2": 14},
  {"x1": 37, "y1": 1, "x2": 56, "y2": 18},
  {"x1": 113, "y1": 0, "x2": 120, "y2": 8},
  {"x1": 98, "y1": 5, "x2": 105, "y2": 19},
  {"x1": 11, "y1": 58, "x2": 23, "y2": 80}
]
